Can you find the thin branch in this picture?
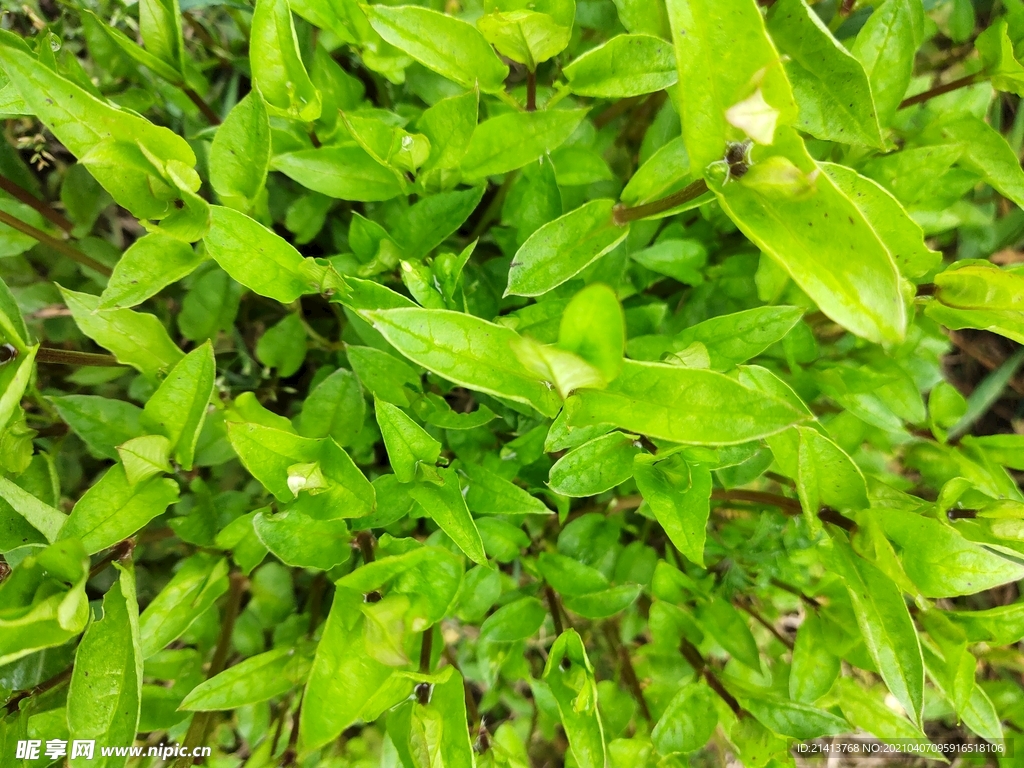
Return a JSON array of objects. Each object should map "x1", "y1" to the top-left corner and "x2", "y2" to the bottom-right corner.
[
  {"x1": 735, "y1": 599, "x2": 794, "y2": 650},
  {"x1": 419, "y1": 626, "x2": 433, "y2": 674},
  {"x1": 593, "y1": 95, "x2": 643, "y2": 129},
  {"x1": 281, "y1": 695, "x2": 303, "y2": 767},
  {"x1": 183, "y1": 87, "x2": 222, "y2": 125},
  {"x1": 526, "y1": 71, "x2": 537, "y2": 112},
  {"x1": 174, "y1": 572, "x2": 247, "y2": 768},
  {"x1": 603, "y1": 622, "x2": 653, "y2": 722},
  {"x1": 711, "y1": 489, "x2": 801, "y2": 513},
  {"x1": 89, "y1": 539, "x2": 136, "y2": 580},
  {"x1": 545, "y1": 584, "x2": 565, "y2": 636},
  {"x1": 769, "y1": 578, "x2": 820, "y2": 608},
  {"x1": 0, "y1": 209, "x2": 112, "y2": 275},
  {"x1": 36, "y1": 347, "x2": 123, "y2": 367},
  {"x1": 0, "y1": 174, "x2": 73, "y2": 233},
  {"x1": 443, "y1": 645, "x2": 481, "y2": 729},
  {"x1": 357, "y1": 531, "x2": 375, "y2": 564},
  {"x1": 679, "y1": 638, "x2": 742, "y2": 716},
  {"x1": 612, "y1": 178, "x2": 710, "y2": 226},
  {"x1": 899, "y1": 73, "x2": 982, "y2": 109},
  {"x1": 947, "y1": 331, "x2": 1024, "y2": 396},
  {"x1": 4, "y1": 667, "x2": 73, "y2": 715}
]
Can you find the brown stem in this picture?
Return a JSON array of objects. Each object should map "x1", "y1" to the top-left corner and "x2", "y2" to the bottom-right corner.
[
  {"x1": 0, "y1": 209, "x2": 112, "y2": 275},
  {"x1": 948, "y1": 331, "x2": 1024, "y2": 396},
  {"x1": 711, "y1": 489, "x2": 801, "y2": 513},
  {"x1": 947, "y1": 508, "x2": 979, "y2": 520},
  {"x1": 419, "y1": 626, "x2": 433, "y2": 674},
  {"x1": 357, "y1": 531, "x2": 375, "y2": 564},
  {"x1": 712, "y1": 490, "x2": 857, "y2": 533},
  {"x1": 593, "y1": 95, "x2": 643, "y2": 129},
  {"x1": 306, "y1": 572, "x2": 326, "y2": 637},
  {"x1": 281, "y1": 695, "x2": 303, "y2": 767},
  {"x1": 443, "y1": 645, "x2": 481, "y2": 729},
  {"x1": 4, "y1": 667, "x2": 73, "y2": 715},
  {"x1": 174, "y1": 572, "x2": 247, "y2": 768},
  {"x1": 735, "y1": 600, "x2": 793, "y2": 650},
  {"x1": 770, "y1": 578, "x2": 820, "y2": 608},
  {"x1": 603, "y1": 622, "x2": 653, "y2": 722},
  {"x1": 0, "y1": 174, "x2": 73, "y2": 233},
  {"x1": 35, "y1": 347, "x2": 123, "y2": 367},
  {"x1": 526, "y1": 71, "x2": 537, "y2": 112},
  {"x1": 612, "y1": 178, "x2": 710, "y2": 226},
  {"x1": 679, "y1": 639, "x2": 742, "y2": 715},
  {"x1": 183, "y1": 87, "x2": 222, "y2": 125},
  {"x1": 899, "y1": 73, "x2": 981, "y2": 109},
  {"x1": 89, "y1": 539, "x2": 136, "y2": 580},
  {"x1": 308, "y1": 130, "x2": 322, "y2": 149},
  {"x1": 545, "y1": 584, "x2": 565, "y2": 635},
  {"x1": 839, "y1": 0, "x2": 855, "y2": 15}
]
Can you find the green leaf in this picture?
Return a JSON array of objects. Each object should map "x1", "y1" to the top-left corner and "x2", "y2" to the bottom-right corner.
[
  {"x1": 0, "y1": 44, "x2": 195, "y2": 166},
  {"x1": 851, "y1": 0, "x2": 923, "y2": 126},
  {"x1": 138, "y1": 553, "x2": 229, "y2": 658},
  {"x1": 977, "y1": 19, "x2": 1024, "y2": 96},
  {"x1": 143, "y1": 342, "x2": 216, "y2": 469},
  {"x1": 710, "y1": 129, "x2": 906, "y2": 345},
  {"x1": 566, "y1": 359, "x2": 808, "y2": 444},
  {"x1": 393, "y1": 186, "x2": 485, "y2": 261},
  {"x1": 796, "y1": 425, "x2": 868, "y2": 531},
  {"x1": 210, "y1": 92, "x2": 271, "y2": 210},
  {"x1": 204, "y1": 206, "x2": 324, "y2": 303},
  {"x1": 480, "y1": 597, "x2": 546, "y2": 643},
  {"x1": 767, "y1": 0, "x2": 884, "y2": 149},
  {"x1": 564, "y1": 34, "x2": 676, "y2": 97},
  {"x1": 927, "y1": 263, "x2": 1024, "y2": 344},
  {"x1": 408, "y1": 467, "x2": 487, "y2": 565},
  {"x1": 272, "y1": 146, "x2": 405, "y2": 202},
  {"x1": 557, "y1": 284, "x2": 625, "y2": 383},
  {"x1": 0, "y1": 345, "x2": 35, "y2": 434},
  {"x1": 300, "y1": 586, "x2": 395, "y2": 750},
  {"x1": 666, "y1": 0, "x2": 796, "y2": 172},
  {"x1": 632, "y1": 306, "x2": 803, "y2": 369},
  {"x1": 256, "y1": 313, "x2": 308, "y2": 377},
  {"x1": 461, "y1": 109, "x2": 588, "y2": 181},
  {"x1": 696, "y1": 596, "x2": 760, "y2": 670},
  {"x1": 49, "y1": 396, "x2": 144, "y2": 460},
  {"x1": 920, "y1": 115, "x2": 1024, "y2": 208},
  {"x1": 507, "y1": 199, "x2": 629, "y2": 297},
  {"x1": 252, "y1": 509, "x2": 351, "y2": 569},
  {"x1": 461, "y1": 462, "x2": 551, "y2": 516},
  {"x1": 100, "y1": 233, "x2": 204, "y2": 309},
  {"x1": 299, "y1": 368, "x2": 365, "y2": 446},
  {"x1": 478, "y1": 10, "x2": 570, "y2": 70},
  {"x1": 0, "y1": 275, "x2": 28, "y2": 349},
  {"x1": 117, "y1": 435, "x2": 173, "y2": 485},
  {"x1": 652, "y1": 682, "x2": 717, "y2": 755},
  {"x1": 832, "y1": 678, "x2": 928, "y2": 744},
  {"x1": 548, "y1": 432, "x2": 639, "y2": 497},
  {"x1": 825, "y1": 536, "x2": 924, "y2": 727},
  {"x1": 634, "y1": 456, "x2": 711, "y2": 567},
  {"x1": 543, "y1": 630, "x2": 606, "y2": 768},
  {"x1": 789, "y1": 608, "x2": 840, "y2": 703},
  {"x1": 140, "y1": 0, "x2": 184, "y2": 72},
  {"x1": 0, "y1": 539, "x2": 90, "y2": 666},
  {"x1": 178, "y1": 267, "x2": 244, "y2": 343},
  {"x1": 739, "y1": 693, "x2": 849, "y2": 740},
  {"x1": 365, "y1": 307, "x2": 562, "y2": 417},
  {"x1": 820, "y1": 163, "x2": 941, "y2": 280},
  {"x1": 250, "y1": 0, "x2": 321, "y2": 121},
  {"x1": 375, "y1": 398, "x2": 441, "y2": 483},
  {"x1": 180, "y1": 644, "x2": 313, "y2": 711},
  {"x1": 67, "y1": 564, "x2": 142, "y2": 768},
  {"x1": 562, "y1": 584, "x2": 642, "y2": 619},
  {"x1": 416, "y1": 89, "x2": 479, "y2": 171},
  {"x1": 363, "y1": 5, "x2": 509, "y2": 93},
  {"x1": 867, "y1": 507, "x2": 1024, "y2": 598},
  {"x1": 630, "y1": 238, "x2": 707, "y2": 284},
  {"x1": 58, "y1": 464, "x2": 180, "y2": 554},
  {"x1": 0, "y1": 474, "x2": 65, "y2": 543},
  {"x1": 60, "y1": 287, "x2": 184, "y2": 377},
  {"x1": 347, "y1": 344, "x2": 421, "y2": 407}
]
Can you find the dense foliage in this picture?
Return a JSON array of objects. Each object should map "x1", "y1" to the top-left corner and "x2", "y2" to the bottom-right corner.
[{"x1": 2, "y1": 0, "x2": 1024, "y2": 765}]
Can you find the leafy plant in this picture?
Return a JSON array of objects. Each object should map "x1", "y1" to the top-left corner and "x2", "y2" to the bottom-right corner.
[{"x1": 2, "y1": 0, "x2": 1024, "y2": 765}]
